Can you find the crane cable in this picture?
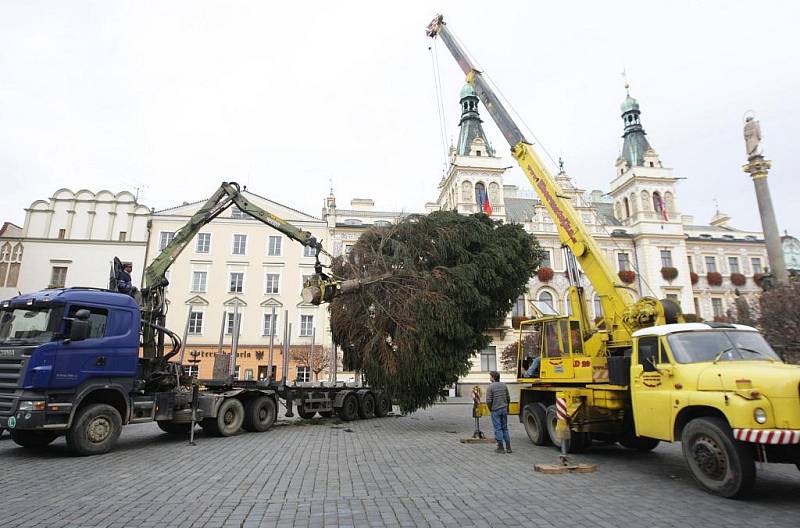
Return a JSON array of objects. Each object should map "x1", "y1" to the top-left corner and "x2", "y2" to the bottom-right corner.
[{"x1": 428, "y1": 38, "x2": 450, "y2": 178}]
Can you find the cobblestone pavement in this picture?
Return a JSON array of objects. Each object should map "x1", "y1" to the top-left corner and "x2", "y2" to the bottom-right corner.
[{"x1": 1, "y1": 404, "x2": 798, "y2": 528}]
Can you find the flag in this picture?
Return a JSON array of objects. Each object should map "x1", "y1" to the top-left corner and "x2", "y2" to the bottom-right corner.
[
  {"x1": 654, "y1": 193, "x2": 669, "y2": 221},
  {"x1": 476, "y1": 186, "x2": 493, "y2": 215}
]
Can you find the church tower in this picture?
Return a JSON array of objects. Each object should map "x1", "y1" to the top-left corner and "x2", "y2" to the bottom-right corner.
[
  {"x1": 607, "y1": 86, "x2": 692, "y2": 308},
  {"x1": 435, "y1": 84, "x2": 509, "y2": 220}
]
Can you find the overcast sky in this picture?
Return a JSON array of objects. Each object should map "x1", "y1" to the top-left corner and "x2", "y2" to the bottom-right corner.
[{"x1": 1, "y1": 1, "x2": 798, "y2": 236}]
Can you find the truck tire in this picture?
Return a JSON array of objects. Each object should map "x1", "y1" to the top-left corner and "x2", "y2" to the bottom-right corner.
[
  {"x1": 336, "y1": 394, "x2": 359, "y2": 421},
  {"x1": 374, "y1": 393, "x2": 392, "y2": 417},
  {"x1": 358, "y1": 392, "x2": 375, "y2": 419},
  {"x1": 243, "y1": 396, "x2": 276, "y2": 432},
  {"x1": 202, "y1": 398, "x2": 244, "y2": 437},
  {"x1": 157, "y1": 421, "x2": 193, "y2": 435},
  {"x1": 318, "y1": 410, "x2": 334, "y2": 418},
  {"x1": 66, "y1": 403, "x2": 122, "y2": 456},
  {"x1": 545, "y1": 404, "x2": 589, "y2": 453},
  {"x1": 10, "y1": 430, "x2": 59, "y2": 449},
  {"x1": 681, "y1": 417, "x2": 755, "y2": 498},
  {"x1": 522, "y1": 403, "x2": 550, "y2": 446},
  {"x1": 297, "y1": 407, "x2": 317, "y2": 420}
]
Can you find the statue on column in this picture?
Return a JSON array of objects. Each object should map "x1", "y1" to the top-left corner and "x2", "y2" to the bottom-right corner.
[{"x1": 743, "y1": 114, "x2": 762, "y2": 160}]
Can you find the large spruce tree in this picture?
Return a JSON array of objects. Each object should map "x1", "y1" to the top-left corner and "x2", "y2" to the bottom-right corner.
[{"x1": 329, "y1": 210, "x2": 543, "y2": 413}]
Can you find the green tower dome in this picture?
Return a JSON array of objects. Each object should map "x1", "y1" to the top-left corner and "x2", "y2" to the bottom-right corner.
[
  {"x1": 459, "y1": 83, "x2": 476, "y2": 99},
  {"x1": 620, "y1": 94, "x2": 639, "y2": 114}
]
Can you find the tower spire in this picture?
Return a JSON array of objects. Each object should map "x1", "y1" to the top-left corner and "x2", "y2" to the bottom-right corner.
[
  {"x1": 619, "y1": 86, "x2": 654, "y2": 167},
  {"x1": 455, "y1": 84, "x2": 494, "y2": 157}
]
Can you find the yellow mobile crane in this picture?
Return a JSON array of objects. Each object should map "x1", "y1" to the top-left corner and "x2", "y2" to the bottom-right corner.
[{"x1": 427, "y1": 15, "x2": 800, "y2": 498}]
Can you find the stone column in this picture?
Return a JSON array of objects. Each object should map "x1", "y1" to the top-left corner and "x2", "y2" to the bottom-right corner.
[{"x1": 742, "y1": 155, "x2": 788, "y2": 284}]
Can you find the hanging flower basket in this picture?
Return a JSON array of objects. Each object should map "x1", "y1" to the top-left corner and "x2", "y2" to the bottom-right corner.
[
  {"x1": 618, "y1": 270, "x2": 636, "y2": 284},
  {"x1": 537, "y1": 266, "x2": 554, "y2": 282},
  {"x1": 660, "y1": 266, "x2": 678, "y2": 282},
  {"x1": 707, "y1": 271, "x2": 723, "y2": 287},
  {"x1": 690, "y1": 271, "x2": 699, "y2": 285},
  {"x1": 511, "y1": 316, "x2": 527, "y2": 329},
  {"x1": 730, "y1": 272, "x2": 746, "y2": 287}
]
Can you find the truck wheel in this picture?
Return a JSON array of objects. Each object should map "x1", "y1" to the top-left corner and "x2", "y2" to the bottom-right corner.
[
  {"x1": 66, "y1": 403, "x2": 122, "y2": 456},
  {"x1": 297, "y1": 407, "x2": 317, "y2": 420},
  {"x1": 243, "y1": 396, "x2": 276, "y2": 432},
  {"x1": 681, "y1": 417, "x2": 755, "y2": 498},
  {"x1": 522, "y1": 403, "x2": 550, "y2": 446},
  {"x1": 545, "y1": 404, "x2": 589, "y2": 453},
  {"x1": 157, "y1": 421, "x2": 192, "y2": 435},
  {"x1": 202, "y1": 398, "x2": 244, "y2": 437},
  {"x1": 10, "y1": 430, "x2": 59, "y2": 449},
  {"x1": 619, "y1": 435, "x2": 660, "y2": 451},
  {"x1": 358, "y1": 392, "x2": 375, "y2": 419},
  {"x1": 336, "y1": 394, "x2": 359, "y2": 421},
  {"x1": 374, "y1": 393, "x2": 392, "y2": 417},
  {"x1": 318, "y1": 411, "x2": 334, "y2": 418}
]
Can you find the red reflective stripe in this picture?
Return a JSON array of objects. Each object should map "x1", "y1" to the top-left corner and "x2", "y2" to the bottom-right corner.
[
  {"x1": 764, "y1": 430, "x2": 775, "y2": 444},
  {"x1": 749, "y1": 429, "x2": 759, "y2": 442}
]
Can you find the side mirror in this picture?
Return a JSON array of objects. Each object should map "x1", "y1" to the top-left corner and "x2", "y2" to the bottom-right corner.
[
  {"x1": 75, "y1": 309, "x2": 91, "y2": 321},
  {"x1": 69, "y1": 320, "x2": 90, "y2": 342}
]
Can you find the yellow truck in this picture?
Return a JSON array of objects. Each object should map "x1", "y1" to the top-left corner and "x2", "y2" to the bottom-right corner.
[{"x1": 427, "y1": 14, "x2": 800, "y2": 498}]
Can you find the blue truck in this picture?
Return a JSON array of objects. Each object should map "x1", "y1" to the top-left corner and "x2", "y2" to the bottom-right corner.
[{"x1": 0, "y1": 183, "x2": 390, "y2": 455}]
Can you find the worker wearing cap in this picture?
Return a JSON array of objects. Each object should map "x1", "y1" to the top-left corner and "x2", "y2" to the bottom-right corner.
[{"x1": 116, "y1": 262, "x2": 134, "y2": 295}]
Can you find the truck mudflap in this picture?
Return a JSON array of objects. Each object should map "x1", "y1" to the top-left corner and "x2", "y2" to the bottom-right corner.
[{"x1": 733, "y1": 428, "x2": 800, "y2": 444}]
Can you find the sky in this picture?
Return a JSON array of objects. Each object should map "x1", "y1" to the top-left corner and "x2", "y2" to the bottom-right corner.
[{"x1": 1, "y1": 1, "x2": 798, "y2": 236}]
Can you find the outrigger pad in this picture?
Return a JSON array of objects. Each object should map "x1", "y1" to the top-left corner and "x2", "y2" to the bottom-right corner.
[{"x1": 534, "y1": 463, "x2": 597, "y2": 474}]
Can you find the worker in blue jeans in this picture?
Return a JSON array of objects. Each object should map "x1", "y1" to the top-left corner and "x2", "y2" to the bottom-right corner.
[{"x1": 485, "y1": 371, "x2": 511, "y2": 453}]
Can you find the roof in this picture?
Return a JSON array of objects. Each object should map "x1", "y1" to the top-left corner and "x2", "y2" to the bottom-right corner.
[
  {"x1": 504, "y1": 197, "x2": 538, "y2": 223},
  {"x1": 155, "y1": 188, "x2": 321, "y2": 222},
  {"x1": 3, "y1": 288, "x2": 140, "y2": 309},
  {"x1": 632, "y1": 323, "x2": 758, "y2": 337},
  {"x1": 591, "y1": 202, "x2": 621, "y2": 226},
  {"x1": 0, "y1": 222, "x2": 22, "y2": 237}
]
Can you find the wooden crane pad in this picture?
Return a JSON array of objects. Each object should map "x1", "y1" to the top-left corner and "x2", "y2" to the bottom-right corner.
[{"x1": 534, "y1": 463, "x2": 597, "y2": 474}]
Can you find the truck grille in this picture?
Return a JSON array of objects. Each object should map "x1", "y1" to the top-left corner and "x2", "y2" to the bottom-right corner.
[
  {"x1": 0, "y1": 389, "x2": 16, "y2": 414},
  {"x1": 0, "y1": 357, "x2": 24, "y2": 390}
]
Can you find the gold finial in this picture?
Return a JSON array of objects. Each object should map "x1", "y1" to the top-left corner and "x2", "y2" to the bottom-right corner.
[{"x1": 621, "y1": 68, "x2": 630, "y2": 95}]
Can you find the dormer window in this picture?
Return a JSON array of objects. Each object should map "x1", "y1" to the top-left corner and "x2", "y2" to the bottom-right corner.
[{"x1": 476, "y1": 150, "x2": 481, "y2": 156}]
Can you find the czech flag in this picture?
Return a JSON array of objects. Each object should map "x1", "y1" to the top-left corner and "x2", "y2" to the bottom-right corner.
[{"x1": 476, "y1": 185, "x2": 493, "y2": 215}]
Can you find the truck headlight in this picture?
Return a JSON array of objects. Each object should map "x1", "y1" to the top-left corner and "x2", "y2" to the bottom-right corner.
[
  {"x1": 754, "y1": 408, "x2": 767, "y2": 424},
  {"x1": 18, "y1": 400, "x2": 46, "y2": 411}
]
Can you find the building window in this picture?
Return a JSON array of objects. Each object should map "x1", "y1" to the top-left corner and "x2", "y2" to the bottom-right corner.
[
  {"x1": 50, "y1": 266, "x2": 68, "y2": 288},
  {"x1": 593, "y1": 296, "x2": 603, "y2": 319},
  {"x1": 541, "y1": 250, "x2": 552, "y2": 269},
  {"x1": 229, "y1": 272, "x2": 244, "y2": 293},
  {"x1": 0, "y1": 242, "x2": 22, "y2": 288},
  {"x1": 231, "y1": 208, "x2": 247, "y2": 219},
  {"x1": 712, "y1": 298, "x2": 724, "y2": 318},
  {"x1": 693, "y1": 297, "x2": 701, "y2": 316},
  {"x1": 511, "y1": 295, "x2": 525, "y2": 318},
  {"x1": 188, "y1": 312, "x2": 203, "y2": 334},
  {"x1": 226, "y1": 312, "x2": 243, "y2": 335},
  {"x1": 191, "y1": 271, "x2": 208, "y2": 292},
  {"x1": 617, "y1": 252, "x2": 631, "y2": 271},
  {"x1": 660, "y1": 249, "x2": 673, "y2": 268},
  {"x1": 728, "y1": 256, "x2": 740, "y2": 274},
  {"x1": 234, "y1": 365, "x2": 240, "y2": 380},
  {"x1": 538, "y1": 291, "x2": 554, "y2": 310},
  {"x1": 267, "y1": 236, "x2": 282, "y2": 256},
  {"x1": 196, "y1": 233, "x2": 211, "y2": 253},
  {"x1": 303, "y1": 245, "x2": 316, "y2": 258},
  {"x1": 564, "y1": 293, "x2": 573, "y2": 316},
  {"x1": 704, "y1": 256, "x2": 717, "y2": 273},
  {"x1": 159, "y1": 231, "x2": 175, "y2": 251},
  {"x1": 297, "y1": 366, "x2": 311, "y2": 383},
  {"x1": 300, "y1": 314, "x2": 314, "y2": 337},
  {"x1": 263, "y1": 313, "x2": 278, "y2": 336},
  {"x1": 183, "y1": 364, "x2": 199, "y2": 378},
  {"x1": 344, "y1": 244, "x2": 354, "y2": 255},
  {"x1": 751, "y1": 257, "x2": 762, "y2": 275},
  {"x1": 232, "y1": 234, "x2": 247, "y2": 255},
  {"x1": 666, "y1": 293, "x2": 679, "y2": 302},
  {"x1": 480, "y1": 346, "x2": 497, "y2": 372},
  {"x1": 687, "y1": 256, "x2": 694, "y2": 273},
  {"x1": 118, "y1": 231, "x2": 127, "y2": 242},
  {"x1": 264, "y1": 273, "x2": 280, "y2": 294},
  {"x1": 244, "y1": 369, "x2": 254, "y2": 381},
  {"x1": 58, "y1": 228, "x2": 66, "y2": 239}
]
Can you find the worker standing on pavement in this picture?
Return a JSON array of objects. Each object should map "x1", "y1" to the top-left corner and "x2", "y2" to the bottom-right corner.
[{"x1": 485, "y1": 371, "x2": 511, "y2": 453}]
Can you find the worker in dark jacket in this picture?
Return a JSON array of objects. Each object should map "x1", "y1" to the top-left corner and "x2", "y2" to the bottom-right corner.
[
  {"x1": 485, "y1": 371, "x2": 511, "y2": 453},
  {"x1": 117, "y1": 263, "x2": 134, "y2": 295}
]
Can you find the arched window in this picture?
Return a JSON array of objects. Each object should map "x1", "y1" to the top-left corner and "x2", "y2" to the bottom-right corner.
[
  {"x1": 629, "y1": 192, "x2": 638, "y2": 213},
  {"x1": 511, "y1": 295, "x2": 526, "y2": 318},
  {"x1": 614, "y1": 201, "x2": 622, "y2": 220},
  {"x1": 640, "y1": 190, "x2": 651, "y2": 211},
  {"x1": 593, "y1": 294, "x2": 603, "y2": 319},
  {"x1": 538, "y1": 291, "x2": 554, "y2": 310},
  {"x1": 652, "y1": 191, "x2": 664, "y2": 214},
  {"x1": 461, "y1": 181, "x2": 472, "y2": 201},
  {"x1": 474, "y1": 182, "x2": 486, "y2": 205},
  {"x1": 564, "y1": 292, "x2": 573, "y2": 316},
  {"x1": 664, "y1": 191, "x2": 675, "y2": 212},
  {"x1": 623, "y1": 198, "x2": 630, "y2": 218}
]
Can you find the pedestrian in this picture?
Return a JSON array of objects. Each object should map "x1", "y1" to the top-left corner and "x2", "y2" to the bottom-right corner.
[
  {"x1": 485, "y1": 370, "x2": 511, "y2": 453},
  {"x1": 116, "y1": 262, "x2": 134, "y2": 295}
]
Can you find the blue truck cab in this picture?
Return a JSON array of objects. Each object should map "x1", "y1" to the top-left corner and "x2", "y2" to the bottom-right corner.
[{"x1": 0, "y1": 288, "x2": 141, "y2": 451}]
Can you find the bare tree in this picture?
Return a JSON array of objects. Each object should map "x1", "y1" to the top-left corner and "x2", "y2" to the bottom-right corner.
[{"x1": 290, "y1": 345, "x2": 330, "y2": 381}]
